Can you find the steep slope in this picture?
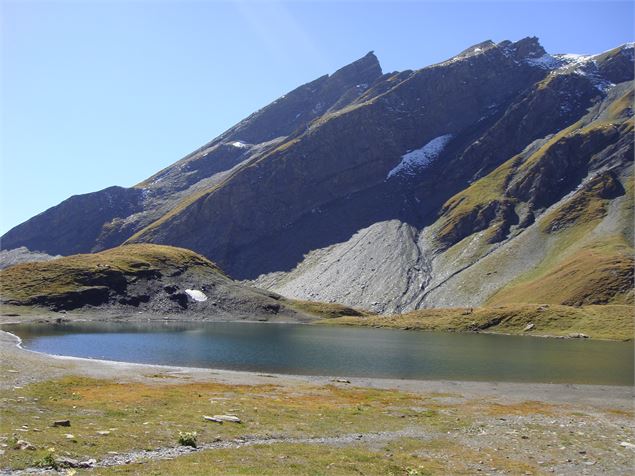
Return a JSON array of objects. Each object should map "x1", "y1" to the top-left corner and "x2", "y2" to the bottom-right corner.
[
  {"x1": 1, "y1": 53, "x2": 384, "y2": 257},
  {"x1": 254, "y1": 81, "x2": 634, "y2": 312},
  {"x1": 125, "y1": 38, "x2": 558, "y2": 277},
  {"x1": 2, "y1": 38, "x2": 633, "y2": 314}
]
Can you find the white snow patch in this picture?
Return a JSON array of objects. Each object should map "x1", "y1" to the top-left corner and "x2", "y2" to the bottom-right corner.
[
  {"x1": 230, "y1": 141, "x2": 249, "y2": 149},
  {"x1": 387, "y1": 134, "x2": 453, "y2": 179},
  {"x1": 524, "y1": 54, "x2": 562, "y2": 69},
  {"x1": 185, "y1": 289, "x2": 208, "y2": 302},
  {"x1": 555, "y1": 53, "x2": 592, "y2": 66}
]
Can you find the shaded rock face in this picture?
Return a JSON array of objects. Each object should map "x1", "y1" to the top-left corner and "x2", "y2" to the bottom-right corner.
[
  {"x1": 1, "y1": 187, "x2": 144, "y2": 256},
  {"x1": 2, "y1": 38, "x2": 634, "y2": 310}
]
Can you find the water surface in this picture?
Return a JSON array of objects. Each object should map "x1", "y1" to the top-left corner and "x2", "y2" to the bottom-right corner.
[{"x1": 4, "y1": 321, "x2": 633, "y2": 385}]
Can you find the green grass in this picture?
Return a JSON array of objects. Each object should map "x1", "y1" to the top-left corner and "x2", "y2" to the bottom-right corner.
[{"x1": 323, "y1": 304, "x2": 634, "y2": 341}]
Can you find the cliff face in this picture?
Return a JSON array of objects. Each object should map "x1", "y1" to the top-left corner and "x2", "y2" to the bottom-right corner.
[{"x1": 3, "y1": 38, "x2": 633, "y2": 311}]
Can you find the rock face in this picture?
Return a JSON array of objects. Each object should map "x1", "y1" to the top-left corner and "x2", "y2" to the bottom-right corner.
[
  {"x1": 0, "y1": 247, "x2": 60, "y2": 270},
  {"x1": 2, "y1": 38, "x2": 634, "y2": 311}
]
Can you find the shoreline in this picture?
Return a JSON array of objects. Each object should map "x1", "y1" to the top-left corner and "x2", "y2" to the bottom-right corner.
[
  {"x1": 2, "y1": 304, "x2": 632, "y2": 342},
  {"x1": 1, "y1": 327, "x2": 633, "y2": 410}
]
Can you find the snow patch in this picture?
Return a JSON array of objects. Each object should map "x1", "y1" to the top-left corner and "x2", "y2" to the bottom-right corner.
[
  {"x1": 524, "y1": 54, "x2": 562, "y2": 69},
  {"x1": 230, "y1": 141, "x2": 249, "y2": 149},
  {"x1": 185, "y1": 289, "x2": 208, "y2": 302},
  {"x1": 387, "y1": 134, "x2": 453, "y2": 179}
]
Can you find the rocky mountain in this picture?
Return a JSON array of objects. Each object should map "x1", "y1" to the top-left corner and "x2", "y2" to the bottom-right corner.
[{"x1": 2, "y1": 37, "x2": 633, "y2": 313}]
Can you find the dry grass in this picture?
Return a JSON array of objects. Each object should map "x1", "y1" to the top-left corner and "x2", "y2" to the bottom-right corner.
[
  {"x1": 0, "y1": 244, "x2": 223, "y2": 302},
  {"x1": 487, "y1": 242, "x2": 634, "y2": 307},
  {"x1": 0, "y1": 376, "x2": 461, "y2": 471},
  {"x1": 540, "y1": 172, "x2": 622, "y2": 233},
  {"x1": 283, "y1": 299, "x2": 371, "y2": 319},
  {"x1": 324, "y1": 304, "x2": 634, "y2": 340}
]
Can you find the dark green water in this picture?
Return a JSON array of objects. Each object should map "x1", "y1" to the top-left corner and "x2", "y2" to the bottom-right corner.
[{"x1": 4, "y1": 321, "x2": 633, "y2": 385}]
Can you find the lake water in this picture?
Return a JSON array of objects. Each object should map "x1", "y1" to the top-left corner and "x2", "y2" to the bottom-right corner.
[{"x1": 4, "y1": 321, "x2": 633, "y2": 385}]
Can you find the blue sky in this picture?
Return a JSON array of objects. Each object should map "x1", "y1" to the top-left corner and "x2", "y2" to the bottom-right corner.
[{"x1": 1, "y1": 0, "x2": 633, "y2": 236}]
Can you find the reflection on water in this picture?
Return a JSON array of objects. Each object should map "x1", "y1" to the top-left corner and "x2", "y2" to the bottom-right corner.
[{"x1": 3, "y1": 321, "x2": 633, "y2": 385}]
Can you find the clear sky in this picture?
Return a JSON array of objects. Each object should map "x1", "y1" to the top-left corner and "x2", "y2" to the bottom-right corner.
[{"x1": 1, "y1": 0, "x2": 633, "y2": 236}]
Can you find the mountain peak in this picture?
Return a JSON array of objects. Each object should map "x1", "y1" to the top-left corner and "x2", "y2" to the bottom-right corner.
[
  {"x1": 500, "y1": 36, "x2": 547, "y2": 59},
  {"x1": 330, "y1": 51, "x2": 383, "y2": 83},
  {"x1": 457, "y1": 40, "x2": 496, "y2": 57}
]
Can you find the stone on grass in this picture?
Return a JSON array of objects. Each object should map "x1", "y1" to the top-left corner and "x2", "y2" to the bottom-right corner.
[
  {"x1": 204, "y1": 415, "x2": 241, "y2": 423},
  {"x1": 13, "y1": 440, "x2": 36, "y2": 450},
  {"x1": 52, "y1": 419, "x2": 71, "y2": 427},
  {"x1": 620, "y1": 441, "x2": 635, "y2": 449},
  {"x1": 523, "y1": 323, "x2": 535, "y2": 331}
]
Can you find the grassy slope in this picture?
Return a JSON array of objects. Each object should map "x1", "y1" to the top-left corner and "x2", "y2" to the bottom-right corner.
[
  {"x1": 0, "y1": 244, "x2": 368, "y2": 321},
  {"x1": 282, "y1": 299, "x2": 370, "y2": 319},
  {"x1": 488, "y1": 167, "x2": 634, "y2": 307},
  {"x1": 0, "y1": 244, "x2": 224, "y2": 303},
  {"x1": 324, "y1": 304, "x2": 634, "y2": 341},
  {"x1": 429, "y1": 86, "x2": 634, "y2": 310}
]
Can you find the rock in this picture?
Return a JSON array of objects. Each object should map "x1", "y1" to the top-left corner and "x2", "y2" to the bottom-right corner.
[
  {"x1": 620, "y1": 441, "x2": 635, "y2": 449},
  {"x1": 55, "y1": 457, "x2": 80, "y2": 468},
  {"x1": 53, "y1": 419, "x2": 71, "y2": 427},
  {"x1": 333, "y1": 378, "x2": 351, "y2": 384},
  {"x1": 524, "y1": 323, "x2": 535, "y2": 331},
  {"x1": 7, "y1": 369, "x2": 19, "y2": 373},
  {"x1": 567, "y1": 333, "x2": 589, "y2": 339},
  {"x1": 65, "y1": 434, "x2": 75, "y2": 439},
  {"x1": 97, "y1": 430, "x2": 111, "y2": 435},
  {"x1": 203, "y1": 415, "x2": 241, "y2": 424},
  {"x1": 55, "y1": 456, "x2": 96, "y2": 468},
  {"x1": 13, "y1": 439, "x2": 36, "y2": 450}
]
